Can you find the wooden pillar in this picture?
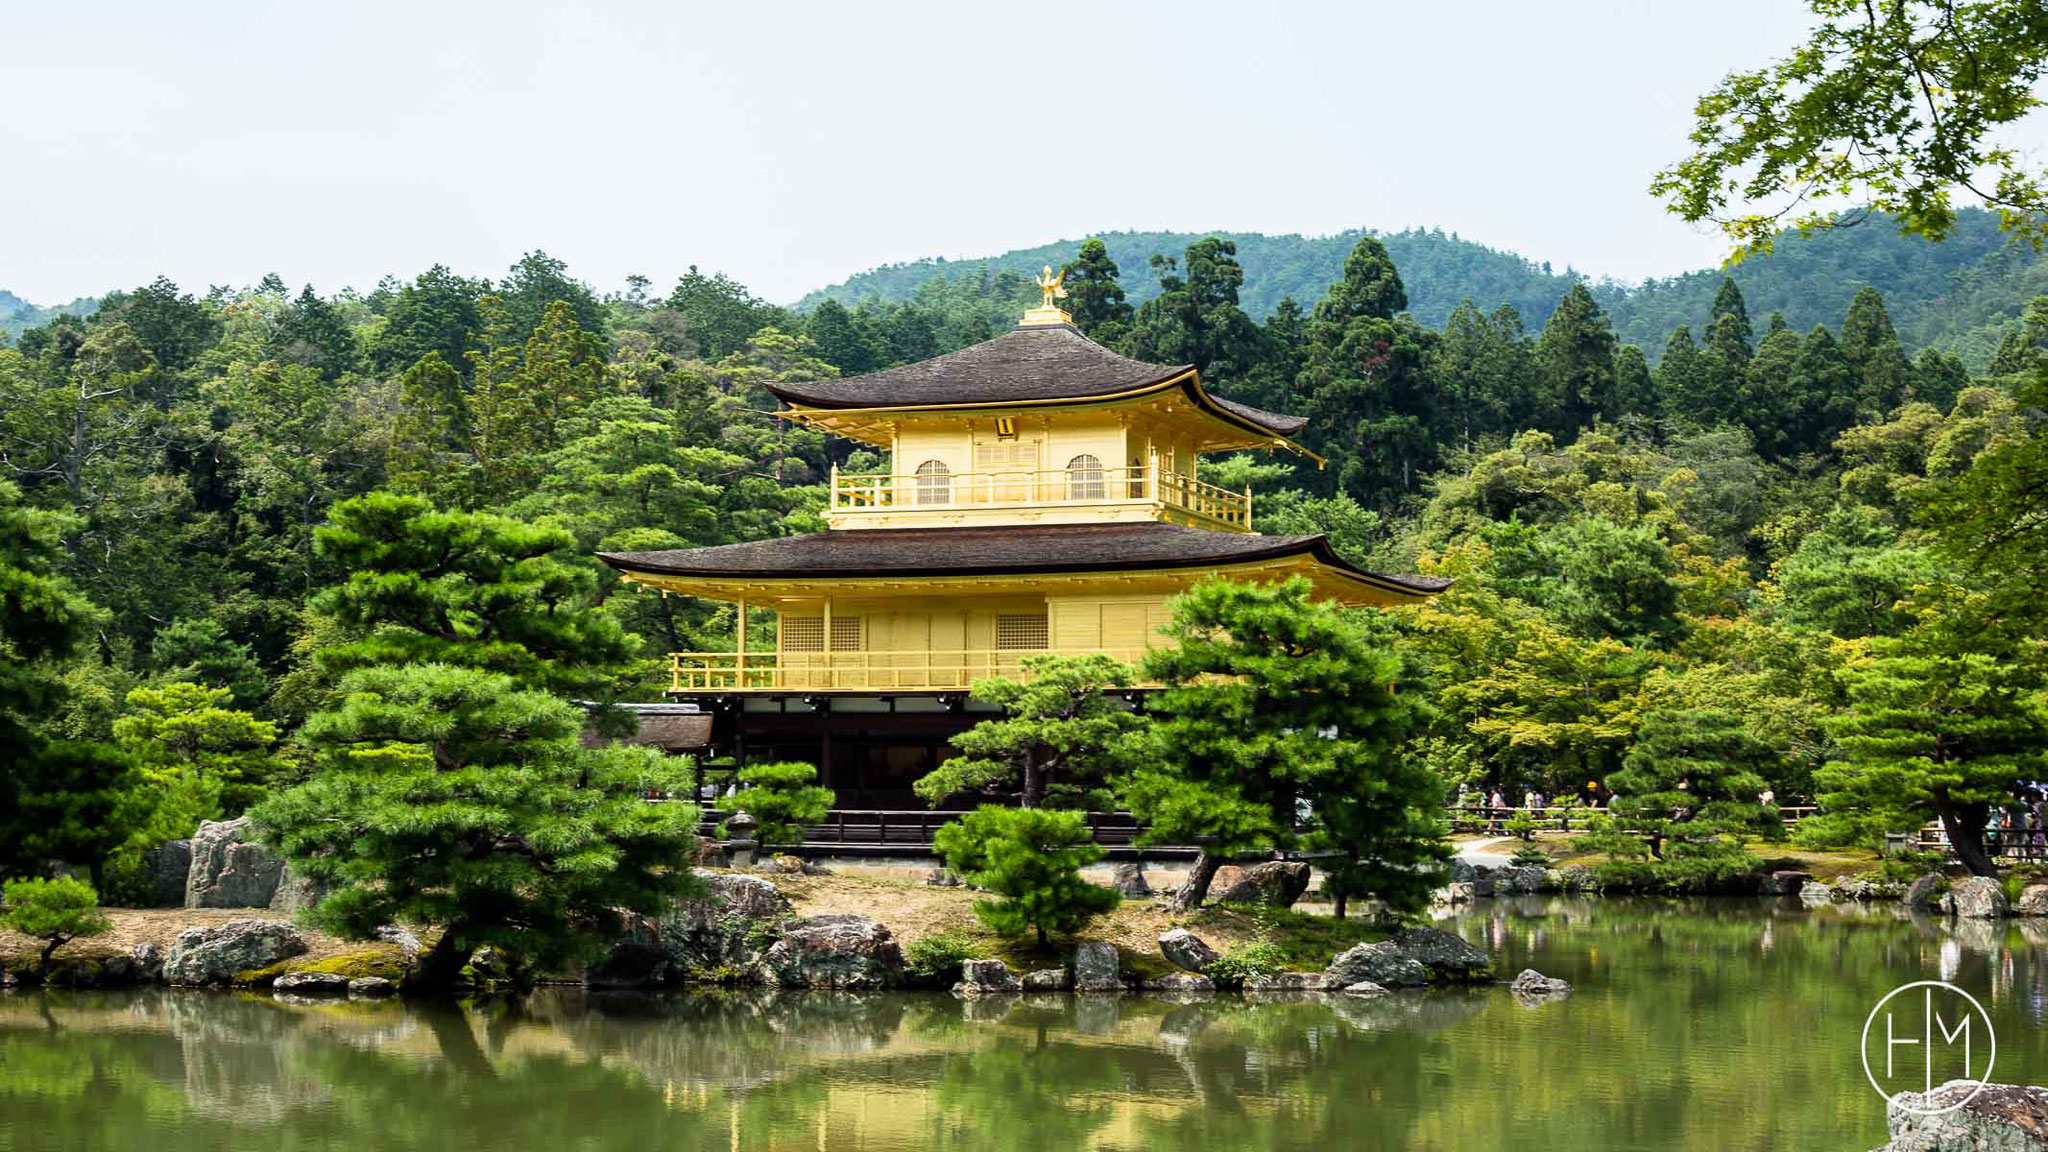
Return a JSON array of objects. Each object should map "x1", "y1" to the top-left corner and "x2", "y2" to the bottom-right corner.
[
  {"x1": 735, "y1": 597, "x2": 747, "y2": 689},
  {"x1": 822, "y1": 594, "x2": 834, "y2": 691}
]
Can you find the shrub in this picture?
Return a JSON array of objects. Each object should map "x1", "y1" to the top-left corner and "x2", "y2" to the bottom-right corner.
[
  {"x1": 727, "y1": 761, "x2": 833, "y2": 846},
  {"x1": 932, "y1": 805, "x2": 1120, "y2": 946},
  {"x1": 1203, "y1": 937, "x2": 1287, "y2": 988},
  {"x1": 1503, "y1": 810, "x2": 1538, "y2": 841},
  {"x1": 2, "y1": 877, "x2": 112, "y2": 969},
  {"x1": 1510, "y1": 841, "x2": 1550, "y2": 867},
  {"x1": 904, "y1": 932, "x2": 976, "y2": 985}
]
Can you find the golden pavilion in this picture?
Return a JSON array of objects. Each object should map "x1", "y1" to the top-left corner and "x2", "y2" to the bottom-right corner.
[{"x1": 599, "y1": 279, "x2": 1446, "y2": 805}]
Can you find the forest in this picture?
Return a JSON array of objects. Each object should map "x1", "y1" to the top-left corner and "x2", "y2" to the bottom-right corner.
[{"x1": 3, "y1": 213, "x2": 2048, "y2": 897}]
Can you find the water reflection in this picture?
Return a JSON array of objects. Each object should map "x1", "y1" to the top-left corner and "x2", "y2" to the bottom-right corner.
[{"x1": 4, "y1": 897, "x2": 2047, "y2": 1152}]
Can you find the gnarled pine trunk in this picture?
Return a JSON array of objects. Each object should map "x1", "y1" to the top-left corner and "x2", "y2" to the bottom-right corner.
[{"x1": 1170, "y1": 852, "x2": 1223, "y2": 914}]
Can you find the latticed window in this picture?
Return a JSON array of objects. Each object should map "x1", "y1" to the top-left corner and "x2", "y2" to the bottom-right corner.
[
  {"x1": 782, "y1": 617, "x2": 824, "y2": 652},
  {"x1": 830, "y1": 616, "x2": 863, "y2": 651},
  {"x1": 973, "y1": 438, "x2": 1039, "y2": 469},
  {"x1": 915, "y1": 459, "x2": 951, "y2": 505},
  {"x1": 995, "y1": 613, "x2": 1049, "y2": 650},
  {"x1": 1066, "y1": 454, "x2": 1106, "y2": 500}
]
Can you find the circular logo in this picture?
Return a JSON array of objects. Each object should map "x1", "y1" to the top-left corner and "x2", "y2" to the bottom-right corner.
[{"x1": 1860, "y1": 980, "x2": 1997, "y2": 1115}]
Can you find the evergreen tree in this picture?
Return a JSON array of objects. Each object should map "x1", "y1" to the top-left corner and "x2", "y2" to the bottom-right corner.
[
  {"x1": 256, "y1": 662, "x2": 701, "y2": 989},
  {"x1": 1785, "y1": 324, "x2": 1857, "y2": 455},
  {"x1": 1297, "y1": 237, "x2": 1439, "y2": 504},
  {"x1": 272, "y1": 285, "x2": 358, "y2": 380},
  {"x1": 1839, "y1": 287, "x2": 1911, "y2": 418},
  {"x1": 499, "y1": 250, "x2": 607, "y2": 341},
  {"x1": 1911, "y1": 348, "x2": 1970, "y2": 413},
  {"x1": 150, "y1": 616, "x2": 266, "y2": 711},
  {"x1": 1708, "y1": 277, "x2": 1752, "y2": 342},
  {"x1": 1535, "y1": 284, "x2": 1620, "y2": 432},
  {"x1": 1744, "y1": 324, "x2": 1805, "y2": 457},
  {"x1": 368, "y1": 264, "x2": 485, "y2": 377},
  {"x1": 805, "y1": 299, "x2": 879, "y2": 375},
  {"x1": 1697, "y1": 311, "x2": 1754, "y2": 425},
  {"x1": 932, "y1": 806, "x2": 1119, "y2": 947},
  {"x1": 1802, "y1": 585, "x2": 2048, "y2": 877},
  {"x1": 1059, "y1": 238, "x2": 1133, "y2": 341},
  {"x1": 729, "y1": 761, "x2": 833, "y2": 846},
  {"x1": 1657, "y1": 325, "x2": 1710, "y2": 423},
  {"x1": 1585, "y1": 705, "x2": 1777, "y2": 884},
  {"x1": 665, "y1": 266, "x2": 783, "y2": 360},
  {"x1": 1119, "y1": 578, "x2": 1446, "y2": 913},
  {"x1": 914, "y1": 654, "x2": 1143, "y2": 809},
  {"x1": 1121, "y1": 238, "x2": 1270, "y2": 390}
]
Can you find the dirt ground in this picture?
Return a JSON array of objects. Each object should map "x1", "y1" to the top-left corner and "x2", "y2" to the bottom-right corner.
[{"x1": 0, "y1": 907, "x2": 410, "y2": 973}]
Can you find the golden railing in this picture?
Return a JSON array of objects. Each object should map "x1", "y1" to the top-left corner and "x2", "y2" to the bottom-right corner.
[
  {"x1": 667, "y1": 648, "x2": 1154, "y2": 692},
  {"x1": 829, "y1": 464, "x2": 1251, "y2": 529}
]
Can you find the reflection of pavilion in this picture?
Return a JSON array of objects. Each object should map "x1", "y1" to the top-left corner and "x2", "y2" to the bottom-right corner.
[{"x1": 601, "y1": 298, "x2": 1445, "y2": 808}]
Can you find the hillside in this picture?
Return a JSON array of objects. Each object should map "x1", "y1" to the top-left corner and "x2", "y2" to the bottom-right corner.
[
  {"x1": 0, "y1": 289, "x2": 97, "y2": 339},
  {"x1": 798, "y1": 210, "x2": 2048, "y2": 369}
]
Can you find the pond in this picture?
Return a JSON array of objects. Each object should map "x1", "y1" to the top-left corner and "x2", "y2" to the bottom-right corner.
[{"x1": 4, "y1": 896, "x2": 2045, "y2": 1151}]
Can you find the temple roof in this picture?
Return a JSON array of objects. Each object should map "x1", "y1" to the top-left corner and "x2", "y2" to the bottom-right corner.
[
  {"x1": 765, "y1": 322, "x2": 1308, "y2": 437},
  {"x1": 598, "y1": 522, "x2": 1446, "y2": 596}
]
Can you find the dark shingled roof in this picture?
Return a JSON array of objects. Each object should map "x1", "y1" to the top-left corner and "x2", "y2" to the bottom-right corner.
[
  {"x1": 598, "y1": 522, "x2": 1447, "y2": 595},
  {"x1": 765, "y1": 322, "x2": 1309, "y2": 437}
]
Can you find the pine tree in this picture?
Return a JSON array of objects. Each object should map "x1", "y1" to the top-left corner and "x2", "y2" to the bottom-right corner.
[
  {"x1": 1535, "y1": 284, "x2": 1621, "y2": 433},
  {"x1": 1297, "y1": 237, "x2": 1439, "y2": 504},
  {"x1": 1840, "y1": 287, "x2": 1911, "y2": 417},
  {"x1": 933, "y1": 806, "x2": 1119, "y2": 947},
  {"x1": 914, "y1": 654, "x2": 1142, "y2": 809},
  {"x1": 729, "y1": 761, "x2": 834, "y2": 846},
  {"x1": 1120, "y1": 578, "x2": 1447, "y2": 913},
  {"x1": 1803, "y1": 585, "x2": 2048, "y2": 877},
  {"x1": 1059, "y1": 238, "x2": 1133, "y2": 340},
  {"x1": 1657, "y1": 325, "x2": 1709, "y2": 422},
  {"x1": 805, "y1": 299, "x2": 878, "y2": 376},
  {"x1": 1786, "y1": 324, "x2": 1857, "y2": 455},
  {"x1": 1589, "y1": 705, "x2": 1777, "y2": 881}
]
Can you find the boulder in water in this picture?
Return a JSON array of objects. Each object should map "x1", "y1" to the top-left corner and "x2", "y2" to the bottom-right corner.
[
  {"x1": 163, "y1": 919, "x2": 307, "y2": 986},
  {"x1": 1874, "y1": 1081, "x2": 2048, "y2": 1152},
  {"x1": 1072, "y1": 941, "x2": 1123, "y2": 992},
  {"x1": 1326, "y1": 941, "x2": 1426, "y2": 988},
  {"x1": 759, "y1": 914, "x2": 904, "y2": 989},
  {"x1": 1158, "y1": 928, "x2": 1219, "y2": 973}
]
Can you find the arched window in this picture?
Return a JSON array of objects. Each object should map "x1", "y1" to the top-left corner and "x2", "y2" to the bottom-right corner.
[
  {"x1": 1066, "y1": 454, "x2": 1106, "y2": 500},
  {"x1": 915, "y1": 459, "x2": 951, "y2": 505}
]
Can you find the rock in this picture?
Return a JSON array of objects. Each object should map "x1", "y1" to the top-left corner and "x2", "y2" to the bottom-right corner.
[
  {"x1": 635, "y1": 870, "x2": 794, "y2": 978},
  {"x1": 185, "y1": 817, "x2": 286, "y2": 908},
  {"x1": 1022, "y1": 967, "x2": 1071, "y2": 992},
  {"x1": 1799, "y1": 881, "x2": 1834, "y2": 906},
  {"x1": 163, "y1": 919, "x2": 308, "y2": 986},
  {"x1": 1244, "y1": 971, "x2": 1337, "y2": 992},
  {"x1": 952, "y1": 958, "x2": 1021, "y2": 997},
  {"x1": 268, "y1": 864, "x2": 326, "y2": 913},
  {"x1": 759, "y1": 915, "x2": 904, "y2": 989},
  {"x1": 1554, "y1": 864, "x2": 1597, "y2": 892},
  {"x1": 465, "y1": 945, "x2": 517, "y2": 987},
  {"x1": 1875, "y1": 1081, "x2": 2048, "y2": 1152},
  {"x1": 2016, "y1": 885, "x2": 2048, "y2": 918},
  {"x1": 1389, "y1": 926, "x2": 1491, "y2": 979},
  {"x1": 1326, "y1": 941, "x2": 1426, "y2": 988},
  {"x1": 1158, "y1": 928, "x2": 1219, "y2": 973},
  {"x1": 1431, "y1": 881, "x2": 1476, "y2": 906},
  {"x1": 586, "y1": 941, "x2": 676, "y2": 989},
  {"x1": 1143, "y1": 972, "x2": 1214, "y2": 995},
  {"x1": 125, "y1": 943, "x2": 164, "y2": 983},
  {"x1": 1341, "y1": 981, "x2": 1391, "y2": 998},
  {"x1": 1903, "y1": 873, "x2": 1946, "y2": 910},
  {"x1": 1211, "y1": 861, "x2": 1311, "y2": 908},
  {"x1": 374, "y1": 925, "x2": 423, "y2": 956},
  {"x1": 273, "y1": 971, "x2": 351, "y2": 996},
  {"x1": 1491, "y1": 865, "x2": 1545, "y2": 894},
  {"x1": 1110, "y1": 862, "x2": 1152, "y2": 897},
  {"x1": 923, "y1": 868, "x2": 961, "y2": 887},
  {"x1": 1468, "y1": 874, "x2": 1496, "y2": 898},
  {"x1": 1948, "y1": 875, "x2": 2010, "y2": 919},
  {"x1": 1510, "y1": 968, "x2": 1572, "y2": 996},
  {"x1": 1768, "y1": 869, "x2": 1814, "y2": 896},
  {"x1": 1072, "y1": 941, "x2": 1123, "y2": 992},
  {"x1": 348, "y1": 976, "x2": 398, "y2": 997},
  {"x1": 142, "y1": 840, "x2": 192, "y2": 907}
]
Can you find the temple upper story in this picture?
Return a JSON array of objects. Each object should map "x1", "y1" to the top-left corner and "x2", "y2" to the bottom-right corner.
[{"x1": 769, "y1": 300, "x2": 1315, "y2": 533}]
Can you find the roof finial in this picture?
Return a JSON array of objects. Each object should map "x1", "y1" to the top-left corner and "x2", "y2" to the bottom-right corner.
[{"x1": 1020, "y1": 264, "x2": 1074, "y2": 327}]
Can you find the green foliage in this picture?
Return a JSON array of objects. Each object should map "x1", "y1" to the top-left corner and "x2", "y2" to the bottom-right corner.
[
  {"x1": 1503, "y1": 811, "x2": 1539, "y2": 841},
  {"x1": 1202, "y1": 937, "x2": 1287, "y2": 988},
  {"x1": 1583, "y1": 706, "x2": 1777, "y2": 872},
  {"x1": 253, "y1": 663, "x2": 704, "y2": 987},
  {"x1": 729, "y1": 761, "x2": 832, "y2": 846},
  {"x1": 1799, "y1": 584, "x2": 2048, "y2": 875},
  {"x1": 113, "y1": 682, "x2": 282, "y2": 822},
  {"x1": 915, "y1": 654, "x2": 1142, "y2": 810},
  {"x1": 931, "y1": 806, "x2": 1119, "y2": 947},
  {"x1": 1122, "y1": 578, "x2": 1448, "y2": 913},
  {"x1": 1510, "y1": 841, "x2": 1551, "y2": 867},
  {"x1": 1, "y1": 877, "x2": 111, "y2": 968},
  {"x1": 1653, "y1": 0, "x2": 2048, "y2": 257},
  {"x1": 903, "y1": 932, "x2": 977, "y2": 986}
]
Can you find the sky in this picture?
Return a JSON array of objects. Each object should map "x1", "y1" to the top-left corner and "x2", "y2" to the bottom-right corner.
[{"x1": 0, "y1": 0, "x2": 1820, "y2": 307}]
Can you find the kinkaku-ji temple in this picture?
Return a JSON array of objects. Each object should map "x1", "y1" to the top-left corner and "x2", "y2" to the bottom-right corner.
[{"x1": 599, "y1": 272, "x2": 1448, "y2": 815}]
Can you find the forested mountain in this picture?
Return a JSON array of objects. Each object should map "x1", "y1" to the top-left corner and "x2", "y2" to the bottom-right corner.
[
  {"x1": 801, "y1": 210, "x2": 2048, "y2": 371},
  {"x1": 0, "y1": 289, "x2": 96, "y2": 339}
]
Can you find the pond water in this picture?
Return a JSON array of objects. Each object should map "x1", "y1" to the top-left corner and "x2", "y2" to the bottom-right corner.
[{"x1": 4, "y1": 897, "x2": 2046, "y2": 1151}]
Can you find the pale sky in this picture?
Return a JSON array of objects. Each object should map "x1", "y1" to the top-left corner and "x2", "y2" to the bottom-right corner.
[{"x1": 1, "y1": 0, "x2": 1820, "y2": 306}]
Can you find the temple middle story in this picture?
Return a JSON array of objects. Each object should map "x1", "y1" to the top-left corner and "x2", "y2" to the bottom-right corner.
[{"x1": 598, "y1": 286, "x2": 1448, "y2": 807}]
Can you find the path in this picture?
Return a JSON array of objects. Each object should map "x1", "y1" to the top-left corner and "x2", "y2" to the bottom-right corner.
[{"x1": 1455, "y1": 836, "x2": 1515, "y2": 865}]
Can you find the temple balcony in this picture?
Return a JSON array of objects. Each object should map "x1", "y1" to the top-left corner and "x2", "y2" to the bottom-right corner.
[
  {"x1": 826, "y1": 463, "x2": 1251, "y2": 532},
  {"x1": 666, "y1": 647, "x2": 1157, "y2": 693}
]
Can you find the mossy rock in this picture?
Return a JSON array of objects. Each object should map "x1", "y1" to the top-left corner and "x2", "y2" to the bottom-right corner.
[{"x1": 235, "y1": 949, "x2": 407, "y2": 987}]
